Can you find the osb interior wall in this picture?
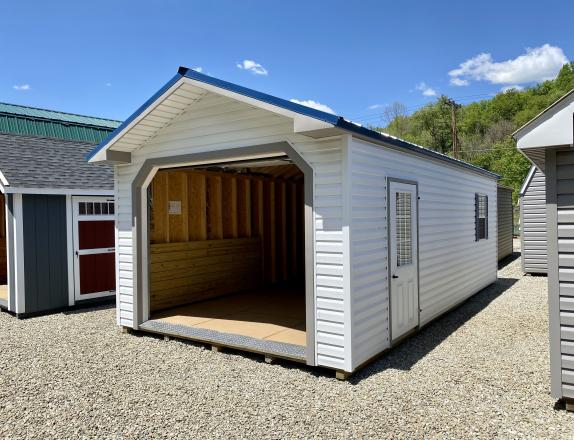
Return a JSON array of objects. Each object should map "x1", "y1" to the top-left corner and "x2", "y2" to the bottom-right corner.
[{"x1": 149, "y1": 167, "x2": 304, "y2": 311}]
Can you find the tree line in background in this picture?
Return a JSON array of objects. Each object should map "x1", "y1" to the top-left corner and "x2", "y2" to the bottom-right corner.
[{"x1": 375, "y1": 62, "x2": 574, "y2": 202}]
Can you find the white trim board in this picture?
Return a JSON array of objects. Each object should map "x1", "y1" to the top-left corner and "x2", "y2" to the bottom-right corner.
[
  {"x1": 4, "y1": 194, "x2": 12, "y2": 311},
  {"x1": 12, "y1": 194, "x2": 25, "y2": 314},
  {"x1": 4, "y1": 188, "x2": 114, "y2": 196},
  {"x1": 66, "y1": 195, "x2": 75, "y2": 307}
]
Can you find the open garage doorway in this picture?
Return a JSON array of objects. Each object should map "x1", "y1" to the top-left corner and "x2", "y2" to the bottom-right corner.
[{"x1": 142, "y1": 156, "x2": 309, "y2": 362}]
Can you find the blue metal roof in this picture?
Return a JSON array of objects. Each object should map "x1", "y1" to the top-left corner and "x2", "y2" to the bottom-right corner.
[{"x1": 88, "y1": 67, "x2": 499, "y2": 179}]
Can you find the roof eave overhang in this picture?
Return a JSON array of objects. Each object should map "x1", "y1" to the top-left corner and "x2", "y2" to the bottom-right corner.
[
  {"x1": 88, "y1": 68, "x2": 338, "y2": 164},
  {"x1": 88, "y1": 67, "x2": 498, "y2": 180},
  {"x1": 513, "y1": 88, "x2": 574, "y2": 139}
]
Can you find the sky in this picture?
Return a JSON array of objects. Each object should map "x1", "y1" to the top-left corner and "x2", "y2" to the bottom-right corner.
[{"x1": 1, "y1": 0, "x2": 573, "y2": 127}]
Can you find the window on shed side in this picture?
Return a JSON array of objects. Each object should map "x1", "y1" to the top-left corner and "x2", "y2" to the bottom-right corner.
[{"x1": 475, "y1": 194, "x2": 488, "y2": 241}]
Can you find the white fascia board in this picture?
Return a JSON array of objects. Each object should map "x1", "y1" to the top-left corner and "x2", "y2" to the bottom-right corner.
[
  {"x1": 0, "y1": 170, "x2": 9, "y2": 187},
  {"x1": 4, "y1": 187, "x2": 114, "y2": 196},
  {"x1": 181, "y1": 77, "x2": 334, "y2": 134},
  {"x1": 89, "y1": 78, "x2": 186, "y2": 163}
]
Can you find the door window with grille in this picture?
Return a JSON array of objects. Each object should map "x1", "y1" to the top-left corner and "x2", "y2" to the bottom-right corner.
[
  {"x1": 396, "y1": 192, "x2": 413, "y2": 266},
  {"x1": 475, "y1": 194, "x2": 488, "y2": 241}
]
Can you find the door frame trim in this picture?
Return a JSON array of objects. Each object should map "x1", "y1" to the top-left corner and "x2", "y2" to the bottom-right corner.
[
  {"x1": 131, "y1": 141, "x2": 317, "y2": 367},
  {"x1": 72, "y1": 196, "x2": 116, "y2": 301},
  {"x1": 386, "y1": 177, "x2": 420, "y2": 343}
]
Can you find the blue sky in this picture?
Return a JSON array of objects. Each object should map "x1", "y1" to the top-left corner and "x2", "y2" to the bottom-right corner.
[{"x1": 1, "y1": 0, "x2": 572, "y2": 126}]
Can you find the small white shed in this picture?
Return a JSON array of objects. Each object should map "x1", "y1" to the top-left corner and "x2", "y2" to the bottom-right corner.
[
  {"x1": 519, "y1": 166, "x2": 547, "y2": 274},
  {"x1": 89, "y1": 67, "x2": 498, "y2": 376}
]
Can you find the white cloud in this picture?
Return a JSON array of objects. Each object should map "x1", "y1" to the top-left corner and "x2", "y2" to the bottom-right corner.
[
  {"x1": 105, "y1": 82, "x2": 112, "y2": 87},
  {"x1": 450, "y1": 77, "x2": 469, "y2": 87},
  {"x1": 416, "y1": 82, "x2": 437, "y2": 97},
  {"x1": 368, "y1": 103, "x2": 385, "y2": 110},
  {"x1": 289, "y1": 99, "x2": 335, "y2": 114},
  {"x1": 192, "y1": 67, "x2": 203, "y2": 73},
  {"x1": 13, "y1": 84, "x2": 30, "y2": 91},
  {"x1": 236, "y1": 59, "x2": 268, "y2": 75},
  {"x1": 449, "y1": 44, "x2": 568, "y2": 86},
  {"x1": 501, "y1": 84, "x2": 524, "y2": 93}
]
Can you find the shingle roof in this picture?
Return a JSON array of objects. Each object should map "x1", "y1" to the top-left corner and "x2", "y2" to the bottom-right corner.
[{"x1": 0, "y1": 132, "x2": 113, "y2": 190}]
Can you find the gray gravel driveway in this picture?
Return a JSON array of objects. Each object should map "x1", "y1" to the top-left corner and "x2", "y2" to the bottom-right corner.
[{"x1": 0, "y1": 252, "x2": 572, "y2": 438}]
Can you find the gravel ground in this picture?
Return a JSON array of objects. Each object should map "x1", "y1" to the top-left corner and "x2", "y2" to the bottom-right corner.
[{"x1": 0, "y1": 250, "x2": 572, "y2": 439}]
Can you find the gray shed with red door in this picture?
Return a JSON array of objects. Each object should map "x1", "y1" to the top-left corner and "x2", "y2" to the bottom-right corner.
[{"x1": 0, "y1": 104, "x2": 119, "y2": 316}]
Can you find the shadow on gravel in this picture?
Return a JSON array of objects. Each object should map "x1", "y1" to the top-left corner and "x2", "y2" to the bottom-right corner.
[
  {"x1": 553, "y1": 399, "x2": 566, "y2": 411},
  {"x1": 498, "y1": 251, "x2": 521, "y2": 270},
  {"x1": 62, "y1": 302, "x2": 115, "y2": 316},
  {"x1": 347, "y1": 276, "x2": 519, "y2": 384}
]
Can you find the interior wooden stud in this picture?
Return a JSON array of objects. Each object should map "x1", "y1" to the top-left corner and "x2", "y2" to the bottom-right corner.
[{"x1": 207, "y1": 175, "x2": 223, "y2": 240}]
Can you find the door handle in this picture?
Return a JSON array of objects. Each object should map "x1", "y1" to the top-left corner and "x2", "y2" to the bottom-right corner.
[{"x1": 392, "y1": 275, "x2": 399, "y2": 279}]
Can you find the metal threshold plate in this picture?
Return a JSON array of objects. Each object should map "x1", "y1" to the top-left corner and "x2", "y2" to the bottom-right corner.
[{"x1": 140, "y1": 319, "x2": 307, "y2": 362}]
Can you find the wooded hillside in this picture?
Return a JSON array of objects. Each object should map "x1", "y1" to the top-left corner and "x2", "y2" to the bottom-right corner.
[{"x1": 376, "y1": 62, "x2": 574, "y2": 201}]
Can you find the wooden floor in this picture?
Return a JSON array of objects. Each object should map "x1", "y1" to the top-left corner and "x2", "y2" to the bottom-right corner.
[
  {"x1": 0, "y1": 284, "x2": 7, "y2": 302},
  {"x1": 151, "y1": 286, "x2": 306, "y2": 346}
]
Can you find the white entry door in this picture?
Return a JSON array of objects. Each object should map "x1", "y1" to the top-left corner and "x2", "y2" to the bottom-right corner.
[
  {"x1": 389, "y1": 181, "x2": 419, "y2": 341},
  {"x1": 72, "y1": 197, "x2": 116, "y2": 301}
]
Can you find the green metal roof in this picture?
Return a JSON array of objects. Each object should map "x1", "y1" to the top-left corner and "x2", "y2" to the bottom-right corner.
[{"x1": 0, "y1": 102, "x2": 122, "y2": 143}]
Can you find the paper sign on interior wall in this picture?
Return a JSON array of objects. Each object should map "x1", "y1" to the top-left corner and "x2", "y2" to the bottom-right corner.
[{"x1": 168, "y1": 200, "x2": 182, "y2": 215}]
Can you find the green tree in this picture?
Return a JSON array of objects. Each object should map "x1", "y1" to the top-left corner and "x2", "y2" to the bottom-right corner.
[{"x1": 375, "y1": 60, "x2": 574, "y2": 201}]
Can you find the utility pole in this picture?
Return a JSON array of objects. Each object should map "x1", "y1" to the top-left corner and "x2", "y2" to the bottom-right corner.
[{"x1": 445, "y1": 98, "x2": 460, "y2": 159}]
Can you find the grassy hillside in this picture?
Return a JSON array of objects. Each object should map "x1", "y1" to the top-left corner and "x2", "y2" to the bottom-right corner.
[{"x1": 375, "y1": 62, "x2": 574, "y2": 202}]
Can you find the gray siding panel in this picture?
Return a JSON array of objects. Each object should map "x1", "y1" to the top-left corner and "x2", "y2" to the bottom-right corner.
[
  {"x1": 497, "y1": 186, "x2": 513, "y2": 260},
  {"x1": 520, "y1": 167, "x2": 547, "y2": 273},
  {"x1": 554, "y1": 150, "x2": 574, "y2": 397},
  {"x1": 22, "y1": 194, "x2": 68, "y2": 314}
]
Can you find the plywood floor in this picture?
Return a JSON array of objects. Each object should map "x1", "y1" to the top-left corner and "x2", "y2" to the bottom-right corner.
[
  {"x1": 151, "y1": 287, "x2": 306, "y2": 346},
  {"x1": 0, "y1": 284, "x2": 7, "y2": 302}
]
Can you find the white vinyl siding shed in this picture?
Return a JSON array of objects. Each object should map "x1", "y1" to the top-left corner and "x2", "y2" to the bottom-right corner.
[{"x1": 91, "y1": 68, "x2": 499, "y2": 375}]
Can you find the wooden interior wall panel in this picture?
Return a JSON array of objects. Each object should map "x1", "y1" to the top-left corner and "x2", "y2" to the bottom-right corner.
[
  {"x1": 289, "y1": 182, "x2": 298, "y2": 278},
  {"x1": 187, "y1": 173, "x2": 207, "y2": 240},
  {"x1": 222, "y1": 176, "x2": 238, "y2": 238},
  {"x1": 149, "y1": 238, "x2": 262, "y2": 311},
  {"x1": 264, "y1": 180, "x2": 276, "y2": 283},
  {"x1": 167, "y1": 172, "x2": 189, "y2": 243},
  {"x1": 151, "y1": 173, "x2": 169, "y2": 243},
  {"x1": 149, "y1": 168, "x2": 305, "y2": 290},
  {"x1": 251, "y1": 179, "x2": 264, "y2": 278},
  {"x1": 207, "y1": 175, "x2": 223, "y2": 239},
  {"x1": 279, "y1": 182, "x2": 288, "y2": 281},
  {"x1": 237, "y1": 178, "x2": 251, "y2": 237}
]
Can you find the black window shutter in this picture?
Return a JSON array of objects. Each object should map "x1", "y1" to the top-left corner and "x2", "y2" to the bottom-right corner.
[
  {"x1": 485, "y1": 195, "x2": 488, "y2": 240},
  {"x1": 475, "y1": 193, "x2": 479, "y2": 241}
]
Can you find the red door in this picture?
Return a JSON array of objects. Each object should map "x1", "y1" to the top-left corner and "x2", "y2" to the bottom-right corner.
[{"x1": 73, "y1": 197, "x2": 116, "y2": 300}]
